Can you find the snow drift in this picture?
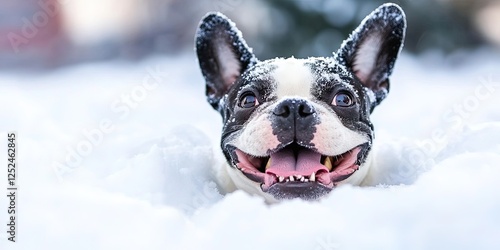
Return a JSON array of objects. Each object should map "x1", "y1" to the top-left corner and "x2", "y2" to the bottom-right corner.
[{"x1": 0, "y1": 49, "x2": 499, "y2": 250}]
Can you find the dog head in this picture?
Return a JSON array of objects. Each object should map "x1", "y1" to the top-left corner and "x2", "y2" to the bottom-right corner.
[{"x1": 195, "y1": 3, "x2": 406, "y2": 201}]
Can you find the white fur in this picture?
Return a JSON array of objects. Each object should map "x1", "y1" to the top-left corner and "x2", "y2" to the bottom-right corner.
[
  {"x1": 272, "y1": 58, "x2": 314, "y2": 99},
  {"x1": 231, "y1": 113, "x2": 280, "y2": 157},
  {"x1": 310, "y1": 102, "x2": 368, "y2": 156},
  {"x1": 353, "y1": 34, "x2": 381, "y2": 83}
]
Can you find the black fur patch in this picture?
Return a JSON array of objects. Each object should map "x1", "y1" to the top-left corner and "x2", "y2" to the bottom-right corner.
[
  {"x1": 335, "y1": 3, "x2": 406, "y2": 110},
  {"x1": 195, "y1": 13, "x2": 258, "y2": 110},
  {"x1": 306, "y1": 58, "x2": 374, "y2": 145}
]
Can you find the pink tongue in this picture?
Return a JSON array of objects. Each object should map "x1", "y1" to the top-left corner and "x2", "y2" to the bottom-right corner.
[{"x1": 265, "y1": 148, "x2": 327, "y2": 177}]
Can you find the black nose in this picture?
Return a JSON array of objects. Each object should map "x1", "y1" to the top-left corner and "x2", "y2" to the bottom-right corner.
[
  {"x1": 273, "y1": 99, "x2": 315, "y2": 118},
  {"x1": 271, "y1": 99, "x2": 317, "y2": 147}
]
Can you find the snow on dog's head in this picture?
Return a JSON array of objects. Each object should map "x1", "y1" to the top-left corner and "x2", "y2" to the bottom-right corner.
[{"x1": 195, "y1": 3, "x2": 406, "y2": 202}]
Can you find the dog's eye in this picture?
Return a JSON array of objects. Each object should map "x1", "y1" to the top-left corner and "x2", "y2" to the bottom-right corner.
[
  {"x1": 333, "y1": 92, "x2": 354, "y2": 107},
  {"x1": 239, "y1": 93, "x2": 259, "y2": 108}
]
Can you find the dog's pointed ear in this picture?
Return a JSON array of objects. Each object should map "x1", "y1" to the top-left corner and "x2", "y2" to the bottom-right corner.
[
  {"x1": 336, "y1": 3, "x2": 406, "y2": 108},
  {"x1": 196, "y1": 13, "x2": 258, "y2": 110}
]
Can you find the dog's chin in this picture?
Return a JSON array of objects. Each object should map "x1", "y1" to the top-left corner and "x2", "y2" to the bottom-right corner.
[{"x1": 229, "y1": 143, "x2": 368, "y2": 200}]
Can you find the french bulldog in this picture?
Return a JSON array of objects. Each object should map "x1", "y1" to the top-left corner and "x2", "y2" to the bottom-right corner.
[{"x1": 195, "y1": 3, "x2": 406, "y2": 202}]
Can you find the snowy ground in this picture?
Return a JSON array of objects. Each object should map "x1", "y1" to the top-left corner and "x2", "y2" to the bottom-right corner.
[{"x1": 0, "y1": 49, "x2": 499, "y2": 250}]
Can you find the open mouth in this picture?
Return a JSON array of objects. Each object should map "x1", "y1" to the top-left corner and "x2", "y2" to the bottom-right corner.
[{"x1": 231, "y1": 142, "x2": 367, "y2": 199}]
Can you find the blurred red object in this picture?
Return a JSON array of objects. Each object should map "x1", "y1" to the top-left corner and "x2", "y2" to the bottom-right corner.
[{"x1": 0, "y1": 0, "x2": 68, "y2": 68}]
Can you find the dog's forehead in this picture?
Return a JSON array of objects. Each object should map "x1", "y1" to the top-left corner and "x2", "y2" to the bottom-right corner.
[
  {"x1": 241, "y1": 57, "x2": 355, "y2": 98},
  {"x1": 271, "y1": 58, "x2": 315, "y2": 99}
]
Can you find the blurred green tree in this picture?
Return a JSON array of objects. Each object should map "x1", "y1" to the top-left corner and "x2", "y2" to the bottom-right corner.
[{"x1": 259, "y1": 0, "x2": 483, "y2": 58}]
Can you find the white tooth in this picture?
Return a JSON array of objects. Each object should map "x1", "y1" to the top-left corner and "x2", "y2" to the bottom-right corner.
[
  {"x1": 279, "y1": 176, "x2": 284, "y2": 182},
  {"x1": 289, "y1": 176, "x2": 294, "y2": 181},
  {"x1": 304, "y1": 179, "x2": 309, "y2": 182},
  {"x1": 310, "y1": 172, "x2": 316, "y2": 182},
  {"x1": 300, "y1": 176, "x2": 305, "y2": 182},
  {"x1": 286, "y1": 179, "x2": 290, "y2": 182}
]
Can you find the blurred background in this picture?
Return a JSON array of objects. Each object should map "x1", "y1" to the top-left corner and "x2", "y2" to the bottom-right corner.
[{"x1": 0, "y1": 0, "x2": 499, "y2": 69}]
